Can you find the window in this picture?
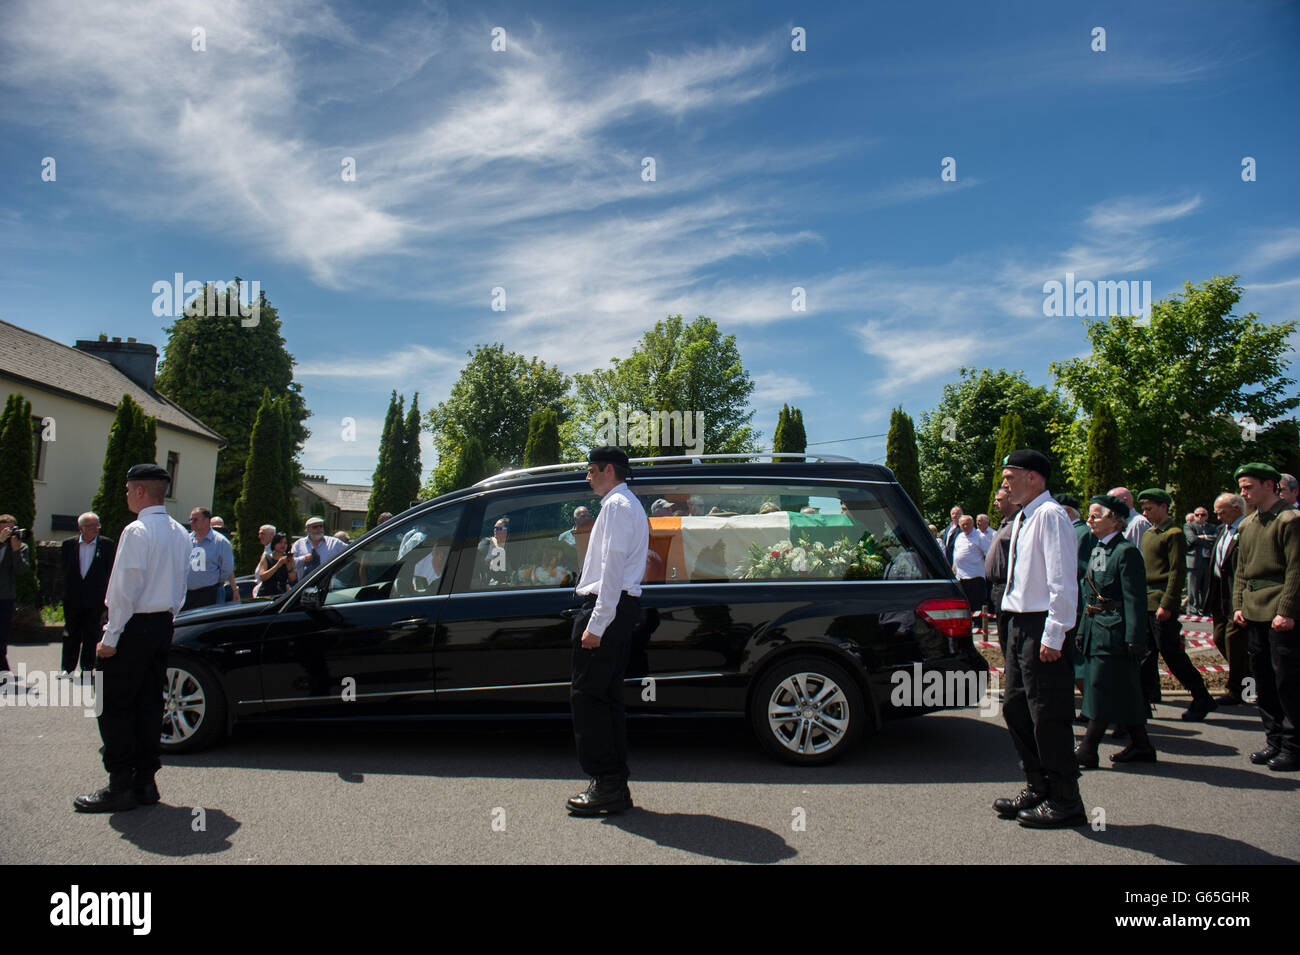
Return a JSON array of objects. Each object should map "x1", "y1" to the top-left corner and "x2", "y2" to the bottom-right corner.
[
  {"x1": 632, "y1": 482, "x2": 939, "y2": 583},
  {"x1": 166, "y1": 452, "x2": 180, "y2": 499},
  {"x1": 322, "y1": 504, "x2": 464, "y2": 606},
  {"x1": 460, "y1": 490, "x2": 600, "y2": 592}
]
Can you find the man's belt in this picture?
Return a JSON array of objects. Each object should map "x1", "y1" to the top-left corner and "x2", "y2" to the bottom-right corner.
[
  {"x1": 1246, "y1": 577, "x2": 1284, "y2": 591},
  {"x1": 1085, "y1": 598, "x2": 1122, "y2": 615}
]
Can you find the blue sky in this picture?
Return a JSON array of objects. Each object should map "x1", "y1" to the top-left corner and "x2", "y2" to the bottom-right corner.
[{"x1": 2, "y1": 0, "x2": 1297, "y2": 484}]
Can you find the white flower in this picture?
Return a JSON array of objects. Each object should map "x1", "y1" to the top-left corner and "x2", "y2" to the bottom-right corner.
[{"x1": 789, "y1": 547, "x2": 808, "y2": 572}]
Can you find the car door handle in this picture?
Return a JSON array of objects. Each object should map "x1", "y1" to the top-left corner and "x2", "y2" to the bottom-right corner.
[
  {"x1": 561, "y1": 607, "x2": 584, "y2": 618},
  {"x1": 393, "y1": 616, "x2": 428, "y2": 630}
]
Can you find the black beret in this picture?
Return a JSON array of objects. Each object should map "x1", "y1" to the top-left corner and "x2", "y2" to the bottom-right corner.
[
  {"x1": 125, "y1": 463, "x2": 171, "y2": 483},
  {"x1": 1137, "y1": 487, "x2": 1172, "y2": 506},
  {"x1": 1089, "y1": 494, "x2": 1129, "y2": 520},
  {"x1": 588, "y1": 446, "x2": 630, "y2": 470},
  {"x1": 1056, "y1": 493, "x2": 1080, "y2": 510},
  {"x1": 1002, "y1": 449, "x2": 1051, "y2": 480},
  {"x1": 1234, "y1": 462, "x2": 1281, "y2": 483}
]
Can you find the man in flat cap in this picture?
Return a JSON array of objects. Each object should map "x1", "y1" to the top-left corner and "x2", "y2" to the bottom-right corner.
[
  {"x1": 567, "y1": 446, "x2": 650, "y2": 814},
  {"x1": 991, "y1": 449, "x2": 1086, "y2": 828},
  {"x1": 1137, "y1": 488, "x2": 1216, "y2": 721},
  {"x1": 1233, "y1": 463, "x2": 1300, "y2": 771},
  {"x1": 74, "y1": 464, "x2": 192, "y2": 812}
]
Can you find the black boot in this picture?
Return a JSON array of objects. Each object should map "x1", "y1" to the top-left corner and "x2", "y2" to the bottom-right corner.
[
  {"x1": 1017, "y1": 774, "x2": 1087, "y2": 828},
  {"x1": 73, "y1": 771, "x2": 138, "y2": 814},
  {"x1": 993, "y1": 771, "x2": 1047, "y2": 819},
  {"x1": 567, "y1": 776, "x2": 633, "y2": 815},
  {"x1": 1181, "y1": 694, "x2": 1217, "y2": 722},
  {"x1": 133, "y1": 771, "x2": 161, "y2": 805},
  {"x1": 1074, "y1": 720, "x2": 1106, "y2": 770},
  {"x1": 1111, "y1": 723, "x2": 1157, "y2": 764}
]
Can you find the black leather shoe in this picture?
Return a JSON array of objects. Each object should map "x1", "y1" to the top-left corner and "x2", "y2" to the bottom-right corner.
[
  {"x1": 1267, "y1": 752, "x2": 1300, "y2": 773},
  {"x1": 1111, "y1": 724, "x2": 1129, "y2": 740},
  {"x1": 1250, "y1": 745, "x2": 1280, "y2": 765},
  {"x1": 1017, "y1": 798, "x2": 1087, "y2": 828},
  {"x1": 567, "y1": 777, "x2": 632, "y2": 815},
  {"x1": 1181, "y1": 696, "x2": 1217, "y2": 722},
  {"x1": 1216, "y1": 692, "x2": 1243, "y2": 706},
  {"x1": 1074, "y1": 747, "x2": 1100, "y2": 770},
  {"x1": 1110, "y1": 745, "x2": 1157, "y2": 764},
  {"x1": 993, "y1": 786, "x2": 1046, "y2": 819},
  {"x1": 73, "y1": 788, "x2": 137, "y2": 813},
  {"x1": 133, "y1": 778, "x2": 161, "y2": 805}
]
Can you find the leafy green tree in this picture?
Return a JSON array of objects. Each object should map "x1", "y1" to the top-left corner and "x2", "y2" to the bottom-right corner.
[
  {"x1": 918, "y1": 368, "x2": 1072, "y2": 525},
  {"x1": 1083, "y1": 402, "x2": 1124, "y2": 501},
  {"x1": 278, "y1": 397, "x2": 301, "y2": 535},
  {"x1": 0, "y1": 394, "x2": 39, "y2": 606},
  {"x1": 524, "y1": 408, "x2": 561, "y2": 467},
  {"x1": 234, "y1": 390, "x2": 285, "y2": 570},
  {"x1": 573, "y1": 315, "x2": 759, "y2": 459},
  {"x1": 424, "y1": 344, "x2": 570, "y2": 497},
  {"x1": 886, "y1": 407, "x2": 922, "y2": 508},
  {"x1": 1253, "y1": 418, "x2": 1300, "y2": 481},
  {"x1": 154, "y1": 280, "x2": 309, "y2": 517},
  {"x1": 1051, "y1": 275, "x2": 1297, "y2": 496},
  {"x1": 367, "y1": 391, "x2": 404, "y2": 528},
  {"x1": 985, "y1": 412, "x2": 1025, "y2": 526},
  {"x1": 92, "y1": 394, "x2": 158, "y2": 541}
]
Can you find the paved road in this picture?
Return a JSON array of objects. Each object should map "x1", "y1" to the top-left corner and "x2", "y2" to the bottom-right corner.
[{"x1": 2, "y1": 638, "x2": 1296, "y2": 865}]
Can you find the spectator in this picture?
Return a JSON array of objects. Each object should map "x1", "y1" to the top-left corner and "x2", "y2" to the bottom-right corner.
[
  {"x1": 0, "y1": 514, "x2": 31, "y2": 685},
  {"x1": 184, "y1": 507, "x2": 238, "y2": 610},
  {"x1": 952, "y1": 514, "x2": 989, "y2": 614},
  {"x1": 941, "y1": 506, "x2": 963, "y2": 566},
  {"x1": 333, "y1": 531, "x2": 351, "y2": 544},
  {"x1": 1209, "y1": 493, "x2": 1247, "y2": 704},
  {"x1": 985, "y1": 487, "x2": 1020, "y2": 654},
  {"x1": 1279, "y1": 474, "x2": 1299, "y2": 509},
  {"x1": 1109, "y1": 487, "x2": 1152, "y2": 549},
  {"x1": 256, "y1": 532, "x2": 297, "y2": 597},
  {"x1": 1185, "y1": 506, "x2": 1216, "y2": 615},
  {"x1": 976, "y1": 513, "x2": 994, "y2": 550},
  {"x1": 477, "y1": 517, "x2": 511, "y2": 586},
  {"x1": 293, "y1": 517, "x2": 346, "y2": 581},
  {"x1": 378, "y1": 512, "x2": 394, "y2": 525},
  {"x1": 257, "y1": 524, "x2": 276, "y2": 558},
  {"x1": 559, "y1": 507, "x2": 594, "y2": 546},
  {"x1": 60, "y1": 512, "x2": 116, "y2": 680},
  {"x1": 210, "y1": 516, "x2": 225, "y2": 531}
]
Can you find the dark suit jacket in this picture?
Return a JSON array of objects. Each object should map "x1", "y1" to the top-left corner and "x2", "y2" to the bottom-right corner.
[
  {"x1": 61, "y1": 535, "x2": 116, "y2": 611},
  {"x1": 1205, "y1": 523, "x2": 1239, "y2": 619}
]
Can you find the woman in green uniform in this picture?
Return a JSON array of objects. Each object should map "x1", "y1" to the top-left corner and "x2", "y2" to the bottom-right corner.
[{"x1": 1074, "y1": 495, "x2": 1157, "y2": 767}]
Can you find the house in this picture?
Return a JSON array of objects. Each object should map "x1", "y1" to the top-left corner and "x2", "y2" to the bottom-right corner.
[
  {"x1": 293, "y1": 475, "x2": 372, "y2": 534},
  {"x1": 0, "y1": 321, "x2": 225, "y2": 537}
]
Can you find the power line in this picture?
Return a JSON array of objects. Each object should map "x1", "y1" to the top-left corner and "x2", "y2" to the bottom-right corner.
[{"x1": 805, "y1": 432, "x2": 888, "y2": 447}]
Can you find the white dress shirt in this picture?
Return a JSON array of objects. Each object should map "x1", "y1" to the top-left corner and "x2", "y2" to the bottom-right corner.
[
  {"x1": 79, "y1": 537, "x2": 97, "y2": 577},
  {"x1": 103, "y1": 505, "x2": 192, "y2": 647},
  {"x1": 952, "y1": 529, "x2": 989, "y2": 580},
  {"x1": 1124, "y1": 512, "x2": 1152, "y2": 549},
  {"x1": 1001, "y1": 490, "x2": 1079, "y2": 651},
  {"x1": 575, "y1": 483, "x2": 650, "y2": 637},
  {"x1": 1213, "y1": 517, "x2": 1242, "y2": 577}
]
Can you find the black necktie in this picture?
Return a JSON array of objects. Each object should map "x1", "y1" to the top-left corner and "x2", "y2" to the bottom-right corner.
[{"x1": 1005, "y1": 512, "x2": 1024, "y2": 595}]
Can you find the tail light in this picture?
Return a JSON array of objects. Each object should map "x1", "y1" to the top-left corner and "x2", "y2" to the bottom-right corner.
[{"x1": 917, "y1": 597, "x2": 972, "y2": 638}]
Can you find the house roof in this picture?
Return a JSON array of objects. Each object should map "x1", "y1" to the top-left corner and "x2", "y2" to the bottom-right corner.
[
  {"x1": 0, "y1": 320, "x2": 224, "y2": 445},
  {"x1": 301, "y1": 477, "x2": 371, "y2": 513}
]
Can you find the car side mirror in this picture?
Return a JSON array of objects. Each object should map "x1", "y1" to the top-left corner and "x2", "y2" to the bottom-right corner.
[{"x1": 300, "y1": 587, "x2": 322, "y2": 612}]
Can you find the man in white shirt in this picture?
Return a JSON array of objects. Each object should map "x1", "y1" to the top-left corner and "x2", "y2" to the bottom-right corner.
[
  {"x1": 566, "y1": 446, "x2": 650, "y2": 816},
  {"x1": 1110, "y1": 486, "x2": 1151, "y2": 548},
  {"x1": 74, "y1": 463, "x2": 192, "y2": 813},
  {"x1": 951, "y1": 515, "x2": 990, "y2": 615},
  {"x1": 992, "y1": 450, "x2": 1086, "y2": 829},
  {"x1": 293, "y1": 517, "x2": 347, "y2": 581},
  {"x1": 975, "y1": 513, "x2": 994, "y2": 550}
]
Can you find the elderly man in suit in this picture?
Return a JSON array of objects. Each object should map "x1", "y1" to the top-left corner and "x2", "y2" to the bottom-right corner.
[
  {"x1": 1209, "y1": 493, "x2": 1248, "y2": 705},
  {"x1": 60, "y1": 512, "x2": 116, "y2": 680}
]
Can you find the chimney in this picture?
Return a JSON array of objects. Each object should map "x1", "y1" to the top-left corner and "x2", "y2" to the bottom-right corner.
[{"x1": 74, "y1": 337, "x2": 160, "y2": 391}]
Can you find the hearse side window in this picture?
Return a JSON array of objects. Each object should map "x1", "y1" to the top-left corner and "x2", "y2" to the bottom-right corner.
[
  {"x1": 321, "y1": 505, "x2": 464, "y2": 605},
  {"x1": 462, "y1": 490, "x2": 601, "y2": 592},
  {"x1": 634, "y1": 483, "x2": 939, "y2": 583}
]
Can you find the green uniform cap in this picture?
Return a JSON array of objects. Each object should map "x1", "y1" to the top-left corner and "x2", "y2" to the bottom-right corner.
[
  {"x1": 1233, "y1": 462, "x2": 1281, "y2": 483},
  {"x1": 1089, "y1": 493, "x2": 1129, "y2": 520},
  {"x1": 1137, "y1": 487, "x2": 1172, "y2": 506}
]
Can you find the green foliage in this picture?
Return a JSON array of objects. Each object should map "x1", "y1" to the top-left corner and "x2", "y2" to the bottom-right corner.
[
  {"x1": 524, "y1": 408, "x2": 561, "y2": 467},
  {"x1": 1253, "y1": 418, "x2": 1300, "y2": 480},
  {"x1": 396, "y1": 393, "x2": 423, "y2": 508},
  {"x1": 278, "y1": 397, "x2": 301, "y2": 535},
  {"x1": 368, "y1": 391, "x2": 404, "y2": 528},
  {"x1": 918, "y1": 368, "x2": 1072, "y2": 525},
  {"x1": 573, "y1": 315, "x2": 759, "y2": 458},
  {"x1": 986, "y1": 412, "x2": 1025, "y2": 527},
  {"x1": 234, "y1": 390, "x2": 287, "y2": 570},
  {"x1": 886, "y1": 407, "x2": 922, "y2": 508},
  {"x1": 91, "y1": 394, "x2": 158, "y2": 541},
  {"x1": 447, "y1": 434, "x2": 490, "y2": 491},
  {"x1": 425, "y1": 344, "x2": 569, "y2": 497},
  {"x1": 154, "y1": 280, "x2": 309, "y2": 517},
  {"x1": 0, "y1": 394, "x2": 38, "y2": 605},
  {"x1": 1050, "y1": 275, "x2": 1298, "y2": 498},
  {"x1": 1083, "y1": 402, "x2": 1124, "y2": 501}
]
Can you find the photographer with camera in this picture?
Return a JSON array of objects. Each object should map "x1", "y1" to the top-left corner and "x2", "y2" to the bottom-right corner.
[{"x1": 0, "y1": 513, "x2": 31, "y2": 685}]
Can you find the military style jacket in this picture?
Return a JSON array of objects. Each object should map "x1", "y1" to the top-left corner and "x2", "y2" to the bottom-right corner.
[
  {"x1": 1079, "y1": 534, "x2": 1147, "y2": 656},
  {"x1": 1140, "y1": 518, "x2": 1185, "y2": 614},
  {"x1": 1232, "y1": 500, "x2": 1300, "y2": 622}
]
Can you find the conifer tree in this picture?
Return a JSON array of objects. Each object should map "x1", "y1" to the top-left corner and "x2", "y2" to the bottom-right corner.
[
  {"x1": 92, "y1": 394, "x2": 158, "y2": 540},
  {"x1": 367, "y1": 391, "x2": 404, "y2": 529},
  {"x1": 1083, "y1": 402, "x2": 1124, "y2": 501},
  {"x1": 987, "y1": 411, "x2": 1025, "y2": 527},
  {"x1": 524, "y1": 408, "x2": 561, "y2": 467},
  {"x1": 0, "y1": 394, "x2": 39, "y2": 605},
  {"x1": 234, "y1": 390, "x2": 285, "y2": 570},
  {"x1": 886, "y1": 407, "x2": 922, "y2": 508}
]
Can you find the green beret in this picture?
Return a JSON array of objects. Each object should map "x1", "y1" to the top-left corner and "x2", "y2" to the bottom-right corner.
[
  {"x1": 1055, "y1": 493, "x2": 1080, "y2": 510},
  {"x1": 1089, "y1": 494, "x2": 1129, "y2": 520},
  {"x1": 1137, "y1": 487, "x2": 1172, "y2": 506},
  {"x1": 1233, "y1": 462, "x2": 1281, "y2": 483}
]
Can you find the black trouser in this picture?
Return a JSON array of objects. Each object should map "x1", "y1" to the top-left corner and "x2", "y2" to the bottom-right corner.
[
  {"x1": 183, "y1": 586, "x2": 218, "y2": 611},
  {"x1": 1212, "y1": 612, "x2": 1249, "y2": 697},
  {"x1": 1142, "y1": 611, "x2": 1209, "y2": 703},
  {"x1": 958, "y1": 577, "x2": 987, "y2": 617},
  {"x1": 571, "y1": 592, "x2": 638, "y2": 779},
  {"x1": 1001, "y1": 611, "x2": 1078, "y2": 782},
  {"x1": 96, "y1": 612, "x2": 173, "y2": 784},
  {"x1": 1246, "y1": 621, "x2": 1300, "y2": 756},
  {"x1": 62, "y1": 603, "x2": 104, "y2": 673},
  {"x1": 990, "y1": 582, "x2": 1006, "y2": 657}
]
